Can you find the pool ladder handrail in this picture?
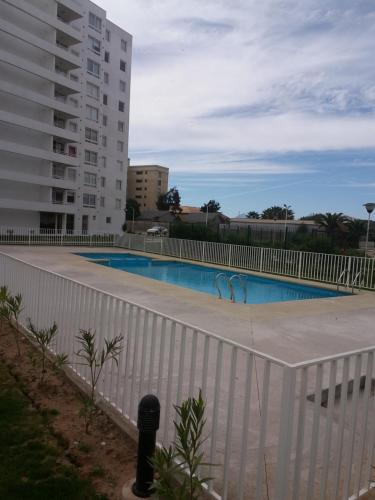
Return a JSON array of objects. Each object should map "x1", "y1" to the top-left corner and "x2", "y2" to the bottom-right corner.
[
  {"x1": 336, "y1": 269, "x2": 349, "y2": 291},
  {"x1": 215, "y1": 273, "x2": 231, "y2": 300},
  {"x1": 229, "y1": 274, "x2": 248, "y2": 303},
  {"x1": 214, "y1": 273, "x2": 247, "y2": 303},
  {"x1": 351, "y1": 271, "x2": 364, "y2": 293}
]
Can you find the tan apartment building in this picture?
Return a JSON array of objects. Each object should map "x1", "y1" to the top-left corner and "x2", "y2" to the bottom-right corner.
[{"x1": 127, "y1": 165, "x2": 169, "y2": 211}]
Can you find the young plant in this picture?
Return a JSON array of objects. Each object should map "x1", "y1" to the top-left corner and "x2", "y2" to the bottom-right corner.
[
  {"x1": 28, "y1": 320, "x2": 65, "y2": 384},
  {"x1": 75, "y1": 329, "x2": 123, "y2": 433},
  {"x1": 75, "y1": 329, "x2": 123, "y2": 403},
  {"x1": 151, "y1": 390, "x2": 213, "y2": 500},
  {"x1": 0, "y1": 292, "x2": 23, "y2": 356}
]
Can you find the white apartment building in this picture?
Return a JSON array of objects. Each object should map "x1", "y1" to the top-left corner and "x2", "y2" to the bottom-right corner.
[{"x1": 0, "y1": 0, "x2": 132, "y2": 233}]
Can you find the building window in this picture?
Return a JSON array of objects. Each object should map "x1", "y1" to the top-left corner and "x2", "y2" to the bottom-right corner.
[
  {"x1": 158, "y1": 179, "x2": 162, "y2": 186},
  {"x1": 102, "y1": 156, "x2": 107, "y2": 168},
  {"x1": 135, "y1": 195, "x2": 142, "y2": 199},
  {"x1": 84, "y1": 150, "x2": 98, "y2": 166},
  {"x1": 136, "y1": 179, "x2": 142, "y2": 183},
  {"x1": 101, "y1": 176, "x2": 106, "y2": 187},
  {"x1": 104, "y1": 72, "x2": 109, "y2": 84},
  {"x1": 86, "y1": 104, "x2": 99, "y2": 122},
  {"x1": 84, "y1": 172, "x2": 97, "y2": 187},
  {"x1": 67, "y1": 168, "x2": 76, "y2": 181},
  {"x1": 102, "y1": 115, "x2": 107, "y2": 126},
  {"x1": 100, "y1": 196, "x2": 105, "y2": 207},
  {"x1": 103, "y1": 94, "x2": 108, "y2": 105},
  {"x1": 119, "y1": 80, "x2": 126, "y2": 93},
  {"x1": 89, "y1": 12, "x2": 102, "y2": 32},
  {"x1": 121, "y1": 39, "x2": 127, "y2": 52},
  {"x1": 117, "y1": 140, "x2": 124, "y2": 152},
  {"x1": 102, "y1": 135, "x2": 107, "y2": 147},
  {"x1": 104, "y1": 51, "x2": 110, "y2": 63},
  {"x1": 69, "y1": 97, "x2": 78, "y2": 107},
  {"x1": 105, "y1": 29, "x2": 110, "y2": 41},
  {"x1": 116, "y1": 179, "x2": 122, "y2": 190},
  {"x1": 118, "y1": 121, "x2": 124, "y2": 132},
  {"x1": 120, "y1": 60, "x2": 126, "y2": 72},
  {"x1": 52, "y1": 164, "x2": 65, "y2": 179},
  {"x1": 85, "y1": 127, "x2": 98, "y2": 144},
  {"x1": 115, "y1": 198, "x2": 121, "y2": 209},
  {"x1": 106, "y1": 216, "x2": 111, "y2": 224},
  {"x1": 136, "y1": 187, "x2": 142, "y2": 191},
  {"x1": 66, "y1": 191, "x2": 75, "y2": 204},
  {"x1": 117, "y1": 160, "x2": 123, "y2": 171},
  {"x1": 69, "y1": 122, "x2": 78, "y2": 132},
  {"x1": 87, "y1": 58, "x2": 100, "y2": 78},
  {"x1": 83, "y1": 193, "x2": 96, "y2": 207},
  {"x1": 88, "y1": 35, "x2": 101, "y2": 54},
  {"x1": 87, "y1": 81, "x2": 99, "y2": 100},
  {"x1": 136, "y1": 171, "x2": 143, "y2": 175},
  {"x1": 118, "y1": 101, "x2": 124, "y2": 112}
]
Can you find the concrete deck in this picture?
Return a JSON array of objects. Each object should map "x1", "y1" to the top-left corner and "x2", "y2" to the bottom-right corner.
[{"x1": 1, "y1": 245, "x2": 374, "y2": 364}]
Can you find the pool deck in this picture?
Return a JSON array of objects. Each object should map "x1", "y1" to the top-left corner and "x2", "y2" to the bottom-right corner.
[{"x1": 1, "y1": 245, "x2": 375, "y2": 365}]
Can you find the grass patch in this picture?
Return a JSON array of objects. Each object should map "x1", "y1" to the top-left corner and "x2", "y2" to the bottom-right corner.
[{"x1": 0, "y1": 361, "x2": 105, "y2": 499}]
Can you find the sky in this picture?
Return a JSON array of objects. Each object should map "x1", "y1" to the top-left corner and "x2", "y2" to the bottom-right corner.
[{"x1": 95, "y1": 0, "x2": 375, "y2": 218}]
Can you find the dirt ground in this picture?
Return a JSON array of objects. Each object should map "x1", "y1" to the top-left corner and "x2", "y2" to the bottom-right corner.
[{"x1": 0, "y1": 322, "x2": 137, "y2": 500}]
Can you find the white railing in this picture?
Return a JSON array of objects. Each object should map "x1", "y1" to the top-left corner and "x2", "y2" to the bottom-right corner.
[
  {"x1": 119, "y1": 234, "x2": 375, "y2": 290},
  {"x1": 1, "y1": 251, "x2": 375, "y2": 499},
  {"x1": 0, "y1": 227, "x2": 116, "y2": 246}
]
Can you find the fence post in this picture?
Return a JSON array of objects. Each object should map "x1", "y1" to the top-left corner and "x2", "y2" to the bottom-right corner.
[
  {"x1": 201, "y1": 241, "x2": 206, "y2": 262},
  {"x1": 60, "y1": 231, "x2": 63, "y2": 246},
  {"x1": 144, "y1": 235, "x2": 146, "y2": 253},
  {"x1": 28, "y1": 229, "x2": 31, "y2": 246},
  {"x1": 129, "y1": 234, "x2": 132, "y2": 250},
  {"x1": 346, "y1": 256, "x2": 352, "y2": 287},
  {"x1": 275, "y1": 366, "x2": 296, "y2": 500},
  {"x1": 160, "y1": 237, "x2": 163, "y2": 255},
  {"x1": 228, "y1": 244, "x2": 232, "y2": 267},
  {"x1": 260, "y1": 247, "x2": 264, "y2": 272},
  {"x1": 179, "y1": 239, "x2": 182, "y2": 260},
  {"x1": 298, "y1": 251, "x2": 302, "y2": 279}
]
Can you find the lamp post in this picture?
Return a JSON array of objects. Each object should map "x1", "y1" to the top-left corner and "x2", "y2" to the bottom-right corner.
[
  {"x1": 283, "y1": 204, "x2": 291, "y2": 246},
  {"x1": 363, "y1": 203, "x2": 375, "y2": 255},
  {"x1": 205, "y1": 204, "x2": 209, "y2": 227}
]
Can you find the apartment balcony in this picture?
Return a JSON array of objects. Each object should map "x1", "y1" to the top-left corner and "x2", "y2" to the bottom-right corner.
[
  {"x1": 0, "y1": 18, "x2": 81, "y2": 71},
  {"x1": 0, "y1": 139, "x2": 79, "y2": 167},
  {"x1": 0, "y1": 197, "x2": 76, "y2": 214},
  {"x1": 4, "y1": 0, "x2": 82, "y2": 45},
  {"x1": 0, "y1": 167, "x2": 76, "y2": 190},
  {"x1": 0, "y1": 110, "x2": 79, "y2": 143},
  {"x1": 0, "y1": 80, "x2": 80, "y2": 120},
  {"x1": 57, "y1": 0, "x2": 83, "y2": 23},
  {"x1": 0, "y1": 48, "x2": 80, "y2": 95}
]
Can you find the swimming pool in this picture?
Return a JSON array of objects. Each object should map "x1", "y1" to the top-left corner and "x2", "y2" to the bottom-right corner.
[{"x1": 77, "y1": 252, "x2": 349, "y2": 304}]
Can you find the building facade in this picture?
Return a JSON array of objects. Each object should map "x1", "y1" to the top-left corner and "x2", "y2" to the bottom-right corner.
[
  {"x1": 127, "y1": 165, "x2": 169, "y2": 212},
  {"x1": 0, "y1": 0, "x2": 132, "y2": 233}
]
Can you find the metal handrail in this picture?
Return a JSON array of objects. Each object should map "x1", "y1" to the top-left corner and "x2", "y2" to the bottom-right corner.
[
  {"x1": 336, "y1": 269, "x2": 348, "y2": 290},
  {"x1": 214, "y1": 272, "x2": 229, "y2": 300},
  {"x1": 229, "y1": 274, "x2": 248, "y2": 303},
  {"x1": 351, "y1": 271, "x2": 363, "y2": 293}
]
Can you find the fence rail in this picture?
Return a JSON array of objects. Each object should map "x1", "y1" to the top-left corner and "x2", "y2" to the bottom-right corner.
[
  {"x1": 1, "y1": 251, "x2": 375, "y2": 499},
  {"x1": 0, "y1": 227, "x2": 117, "y2": 246},
  {"x1": 119, "y1": 233, "x2": 375, "y2": 290}
]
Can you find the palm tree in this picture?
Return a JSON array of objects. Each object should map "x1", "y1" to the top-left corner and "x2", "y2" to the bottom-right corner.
[{"x1": 317, "y1": 212, "x2": 348, "y2": 246}]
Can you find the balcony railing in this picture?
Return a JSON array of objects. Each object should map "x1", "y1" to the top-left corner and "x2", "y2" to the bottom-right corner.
[{"x1": 53, "y1": 148, "x2": 77, "y2": 158}]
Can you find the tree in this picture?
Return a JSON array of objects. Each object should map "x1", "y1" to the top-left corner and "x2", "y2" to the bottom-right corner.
[
  {"x1": 246, "y1": 211, "x2": 260, "y2": 219},
  {"x1": 200, "y1": 200, "x2": 221, "y2": 213},
  {"x1": 261, "y1": 206, "x2": 294, "y2": 220},
  {"x1": 317, "y1": 212, "x2": 348, "y2": 245},
  {"x1": 157, "y1": 187, "x2": 181, "y2": 213},
  {"x1": 346, "y1": 219, "x2": 366, "y2": 248},
  {"x1": 125, "y1": 198, "x2": 141, "y2": 219}
]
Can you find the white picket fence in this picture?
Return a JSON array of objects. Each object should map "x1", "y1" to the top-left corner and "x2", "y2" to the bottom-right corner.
[
  {"x1": 119, "y1": 233, "x2": 375, "y2": 290},
  {"x1": 0, "y1": 227, "x2": 117, "y2": 246},
  {"x1": 1, "y1": 251, "x2": 375, "y2": 499}
]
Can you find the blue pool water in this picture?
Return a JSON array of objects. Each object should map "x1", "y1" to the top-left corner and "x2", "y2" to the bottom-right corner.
[{"x1": 77, "y1": 252, "x2": 349, "y2": 304}]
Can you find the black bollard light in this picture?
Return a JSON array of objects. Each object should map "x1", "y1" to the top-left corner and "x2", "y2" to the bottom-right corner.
[{"x1": 132, "y1": 394, "x2": 160, "y2": 498}]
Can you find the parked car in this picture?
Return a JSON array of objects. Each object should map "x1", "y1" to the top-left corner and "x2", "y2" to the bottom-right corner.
[{"x1": 146, "y1": 226, "x2": 168, "y2": 236}]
